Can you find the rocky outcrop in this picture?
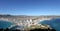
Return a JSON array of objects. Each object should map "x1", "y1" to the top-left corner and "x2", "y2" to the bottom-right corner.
[{"x1": 25, "y1": 24, "x2": 56, "y2": 31}]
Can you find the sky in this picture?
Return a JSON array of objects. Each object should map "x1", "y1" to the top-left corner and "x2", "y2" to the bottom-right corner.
[{"x1": 0, "y1": 0, "x2": 60, "y2": 16}]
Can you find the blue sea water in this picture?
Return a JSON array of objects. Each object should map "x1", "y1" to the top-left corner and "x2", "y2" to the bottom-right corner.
[
  {"x1": 0, "y1": 20, "x2": 14, "y2": 29},
  {"x1": 0, "y1": 20, "x2": 24, "y2": 30},
  {"x1": 39, "y1": 18, "x2": 60, "y2": 31}
]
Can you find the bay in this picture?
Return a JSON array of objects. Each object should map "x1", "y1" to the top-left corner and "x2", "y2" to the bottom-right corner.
[{"x1": 39, "y1": 18, "x2": 60, "y2": 31}]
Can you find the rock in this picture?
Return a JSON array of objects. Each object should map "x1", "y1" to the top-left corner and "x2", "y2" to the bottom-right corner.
[{"x1": 25, "y1": 24, "x2": 56, "y2": 31}]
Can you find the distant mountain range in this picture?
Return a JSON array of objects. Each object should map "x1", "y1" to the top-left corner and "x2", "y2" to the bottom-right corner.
[{"x1": 0, "y1": 14, "x2": 60, "y2": 18}]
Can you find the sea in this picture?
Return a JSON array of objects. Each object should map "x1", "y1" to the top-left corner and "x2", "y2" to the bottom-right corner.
[
  {"x1": 39, "y1": 18, "x2": 60, "y2": 31},
  {"x1": 0, "y1": 20, "x2": 14, "y2": 29},
  {"x1": 0, "y1": 18, "x2": 60, "y2": 31},
  {"x1": 0, "y1": 20, "x2": 25, "y2": 30}
]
